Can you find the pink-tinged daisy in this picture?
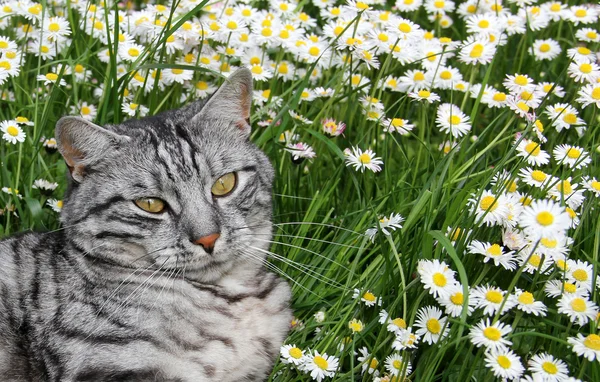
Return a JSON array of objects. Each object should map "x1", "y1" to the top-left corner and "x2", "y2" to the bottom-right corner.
[
  {"x1": 285, "y1": 142, "x2": 316, "y2": 163},
  {"x1": 321, "y1": 118, "x2": 346, "y2": 137},
  {"x1": 469, "y1": 318, "x2": 513, "y2": 352},
  {"x1": 344, "y1": 147, "x2": 383, "y2": 173}
]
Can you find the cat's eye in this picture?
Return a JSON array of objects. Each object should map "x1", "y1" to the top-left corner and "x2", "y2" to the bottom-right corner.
[
  {"x1": 211, "y1": 172, "x2": 236, "y2": 197},
  {"x1": 134, "y1": 197, "x2": 166, "y2": 213}
]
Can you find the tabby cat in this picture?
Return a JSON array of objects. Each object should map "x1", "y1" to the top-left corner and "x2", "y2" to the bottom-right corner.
[{"x1": 0, "y1": 68, "x2": 292, "y2": 381}]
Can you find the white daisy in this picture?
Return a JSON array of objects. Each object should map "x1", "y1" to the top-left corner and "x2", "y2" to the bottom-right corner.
[
  {"x1": 301, "y1": 351, "x2": 339, "y2": 382},
  {"x1": 471, "y1": 285, "x2": 517, "y2": 316},
  {"x1": 528, "y1": 353, "x2": 570, "y2": 381},
  {"x1": 414, "y1": 305, "x2": 450, "y2": 345},
  {"x1": 576, "y1": 83, "x2": 600, "y2": 109},
  {"x1": 46, "y1": 199, "x2": 63, "y2": 212},
  {"x1": 557, "y1": 294, "x2": 598, "y2": 326},
  {"x1": 344, "y1": 147, "x2": 383, "y2": 173},
  {"x1": 280, "y1": 344, "x2": 305, "y2": 365},
  {"x1": 417, "y1": 259, "x2": 457, "y2": 298},
  {"x1": 468, "y1": 190, "x2": 509, "y2": 227},
  {"x1": 435, "y1": 103, "x2": 471, "y2": 138},
  {"x1": 519, "y1": 199, "x2": 570, "y2": 241},
  {"x1": 516, "y1": 139, "x2": 550, "y2": 166},
  {"x1": 1, "y1": 120, "x2": 26, "y2": 144},
  {"x1": 553, "y1": 144, "x2": 590, "y2": 169},
  {"x1": 467, "y1": 240, "x2": 517, "y2": 270},
  {"x1": 384, "y1": 353, "x2": 412, "y2": 377},
  {"x1": 469, "y1": 318, "x2": 513, "y2": 351},
  {"x1": 438, "y1": 283, "x2": 474, "y2": 317},
  {"x1": 357, "y1": 347, "x2": 379, "y2": 377},
  {"x1": 567, "y1": 333, "x2": 600, "y2": 361},
  {"x1": 484, "y1": 348, "x2": 525, "y2": 380},
  {"x1": 514, "y1": 288, "x2": 547, "y2": 316}
]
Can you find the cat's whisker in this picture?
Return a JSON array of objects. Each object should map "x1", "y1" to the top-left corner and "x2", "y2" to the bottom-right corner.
[
  {"x1": 273, "y1": 221, "x2": 364, "y2": 235},
  {"x1": 253, "y1": 238, "x2": 351, "y2": 271},
  {"x1": 239, "y1": 250, "x2": 320, "y2": 298},
  {"x1": 248, "y1": 246, "x2": 347, "y2": 291},
  {"x1": 148, "y1": 266, "x2": 180, "y2": 312},
  {"x1": 255, "y1": 232, "x2": 362, "y2": 249}
]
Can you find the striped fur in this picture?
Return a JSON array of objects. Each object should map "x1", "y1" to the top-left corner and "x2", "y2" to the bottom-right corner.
[{"x1": 0, "y1": 70, "x2": 291, "y2": 381}]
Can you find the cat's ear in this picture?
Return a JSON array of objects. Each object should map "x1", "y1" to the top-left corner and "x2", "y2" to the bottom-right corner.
[
  {"x1": 55, "y1": 117, "x2": 129, "y2": 183},
  {"x1": 192, "y1": 68, "x2": 253, "y2": 135}
]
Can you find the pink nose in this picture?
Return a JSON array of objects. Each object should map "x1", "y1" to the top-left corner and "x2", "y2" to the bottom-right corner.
[{"x1": 193, "y1": 233, "x2": 220, "y2": 251}]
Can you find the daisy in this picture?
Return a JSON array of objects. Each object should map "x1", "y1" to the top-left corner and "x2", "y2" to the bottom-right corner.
[
  {"x1": 506, "y1": 95, "x2": 536, "y2": 119},
  {"x1": 417, "y1": 259, "x2": 457, "y2": 298},
  {"x1": 544, "y1": 280, "x2": 587, "y2": 299},
  {"x1": 32, "y1": 179, "x2": 58, "y2": 194},
  {"x1": 72, "y1": 102, "x2": 97, "y2": 121},
  {"x1": 581, "y1": 176, "x2": 600, "y2": 197},
  {"x1": 517, "y1": 250, "x2": 553, "y2": 275},
  {"x1": 567, "y1": 5, "x2": 598, "y2": 25},
  {"x1": 458, "y1": 36, "x2": 496, "y2": 65},
  {"x1": 504, "y1": 73, "x2": 536, "y2": 94},
  {"x1": 502, "y1": 228, "x2": 527, "y2": 251},
  {"x1": 518, "y1": 167, "x2": 551, "y2": 188},
  {"x1": 514, "y1": 288, "x2": 547, "y2": 316},
  {"x1": 553, "y1": 144, "x2": 590, "y2": 169},
  {"x1": 42, "y1": 16, "x2": 71, "y2": 42},
  {"x1": 118, "y1": 42, "x2": 145, "y2": 62},
  {"x1": 285, "y1": 142, "x2": 317, "y2": 163},
  {"x1": 484, "y1": 348, "x2": 525, "y2": 380},
  {"x1": 321, "y1": 118, "x2": 346, "y2": 137},
  {"x1": 567, "y1": 333, "x2": 600, "y2": 361},
  {"x1": 37, "y1": 72, "x2": 67, "y2": 86},
  {"x1": 162, "y1": 68, "x2": 193, "y2": 85},
  {"x1": 1, "y1": 120, "x2": 26, "y2": 144},
  {"x1": 288, "y1": 111, "x2": 312, "y2": 126},
  {"x1": 435, "y1": 103, "x2": 471, "y2": 138},
  {"x1": 545, "y1": 103, "x2": 586, "y2": 134},
  {"x1": 382, "y1": 118, "x2": 414, "y2": 135},
  {"x1": 352, "y1": 289, "x2": 382, "y2": 307},
  {"x1": 531, "y1": 39, "x2": 561, "y2": 61},
  {"x1": 567, "y1": 260, "x2": 594, "y2": 292},
  {"x1": 357, "y1": 347, "x2": 379, "y2": 377},
  {"x1": 344, "y1": 147, "x2": 383, "y2": 173},
  {"x1": 547, "y1": 178, "x2": 585, "y2": 210},
  {"x1": 121, "y1": 102, "x2": 149, "y2": 117},
  {"x1": 467, "y1": 240, "x2": 517, "y2": 270},
  {"x1": 576, "y1": 83, "x2": 600, "y2": 109},
  {"x1": 377, "y1": 213, "x2": 404, "y2": 236},
  {"x1": 408, "y1": 89, "x2": 441, "y2": 103},
  {"x1": 516, "y1": 139, "x2": 550, "y2": 166},
  {"x1": 468, "y1": 190, "x2": 509, "y2": 227},
  {"x1": 46, "y1": 199, "x2": 63, "y2": 212},
  {"x1": 384, "y1": 353, "x2": 412, "y2": 377},
  {"x1": 575, "y1": 28, "x2": 600, "y2": 43},
  {"x1": 301, "y1": 351, "x2": 339, "y2": 382},
  {"x1": 348, "y1": 318, "x2": 364, "y2": 333},
  {"x1": 438, "y1": 283, "x2": 474, "y2": 317},
  {"x1": 469, "y1": 319, "x2": 513, "y2": 351},
  {"x1": 279, "y1": 345, "x2": 304, "y2": 366},
  {"x1": 392, "y1": 326, "x2": 420, "y2": 351},
  {"x1": 557, "y1": 294, "x2": 598, "y2": 326},
  {"x1": 471, "y1": 284, "x2": 517, "y2": 316},
  {"x1": 568, "y1": 60, "x2": 600, "y2": 84},
  {"x1": 398, "y1": 69, "x2": 428, "y2": 92},
  {"x1": 528, "y1": 353, "x2": 569, "y2": 381},
  {"x1": 414, "y1": 305, "x2": 450, "y2": 345}
]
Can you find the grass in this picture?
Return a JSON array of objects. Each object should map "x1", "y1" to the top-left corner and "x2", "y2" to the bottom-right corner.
[{"x1": 1, "y1": 0, "x2": 600, "y2": 381}]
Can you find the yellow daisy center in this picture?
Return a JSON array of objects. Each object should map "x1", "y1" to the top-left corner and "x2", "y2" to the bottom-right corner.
[
  {"x1": 487, "y1": 244, "x2": 502, "y2": 256},
  {"x1": 393, "y1": 359, "x2": 402, "y2": 369},
  {"x1": 391, "y1": 118, "x2": 404, "y2": 127},
  {"x1": 525, "y1": 142, "x2": 540, "y2": 156},
  {"x1": 129, "y1": 103, "x2": 138, "y2": 110},
  {"x1": 128, "y1": 48, "x2": 140, "y2": 57},
  {"x1": 515, "y1": 75, "x2": 528, "y2": 86},
  {"x1": 81, "y1": 106, "x2": 90, "y2": 115},
  {"x1": 540, "y1": 238, "x2": 557, "y2": 248},
  {"x1": 586, "y1": 31, "x2": 598, "y2": 40},
  {"x1": 591, "y1": 180, "x2": 600, "y2": 191},
  {"x1": 591, "y1": 87, "x2": 600, "y2": 100},
  {"x1": 542, "y1": 362, "x2": 558, "y2": 374},
  {"x1": 483, "y1": 327, "x2": 501, "y2": 341},
  {"x1": 564, "y1": 282, "x2": 577, "y2": 293},
  {"x1": 56, "y1": 200, "x2": 63, "y2": 209},
  {"x1": 308, "y1": 46, "x2": 320, "y2": 56},
  {"x1": 398, "y1": 23, "x2": 411, "y2": 33},
  {"x1": 557, "y1": 180, "x2": 572, "y2": 195},
  {"x1": 571, "y1": 297, "x2": 586, "y2": 312},
  {"x1": 414, "y1": 72, "x2": 425, "y2": 81},
  {"x1": 432, "y1": 273, "x2": 447, "y2": 287},
  {"x1": 580, "y1": 63, "x2": 592, "y2": 74},
  {"x1": 195, "y1": 81, "x2": 208, "y2": 90},
  {"x1": 486, "y1": 290, "x2": 503, "y2": 304},
  {"x1": 575, "y1": 9, "x2": 587, "y2": 18},
  {"x1": 426, "y1": 318, "x2": 441, "y2": 334},
  {"x1": 518, "y1": 292, "x2": 534, "y2": 305},
  {"x1": 392, "y1": 317, "x2": 407, "y2": 329},
  {"x1": 450, "y1": 292, "x2": 463, "y2": 305},
  {"x1": 566, "y1": 207, "x2": 576, "y2": 219},
  {"x1": 584, "y1": 334, "x2": 600, "y2": 351},
  {"x1": 440, "y1": 70, "x2": 452, "y2": 80},
  {"x1": 563, "y1": 113, "x2": 577, "y2": 125},
  {"x1": 362, "y1": 291, "x2": 376, "y2": 302},
  {"x1": 539, "y1": 43, "x2": 550, "y2": 52},
  {"x1": 566, "y1": 148, "x2": 581, "y2": 159},
  {"x1": 529, "y1": 254, "x2": 541, "y2": 267},
  {"x1": 449, "y1": 115, "x2": 461, "y2": 125},
  {"x1": 358, "y1": 153, "x2": 371, "y2": 164},
  {"x1": 6, "y1": 125, "x2": 19, "y2": 137},
  {"x1": 517, "y1": 101, "x2": 530, "y2": 112},
  {"x1": 314, "y1": 355, "x2": 328, "y2": 370},
  {"x1": 493, "y1": 92, "x2": 507, "y2": 102},
  {"x1": 479, "y1": 195, "x2": 498, "y2": 212},
  {"x1": 572, "y1": 269, "x2": 588, "y2": 282},
  {"x1": 45, "y1": 73, "x2": 58, "y2": 81},
  {"x1": 48, "y1": 22, "x2": 60, "y2": 32},
  {"x1": 556, "y1": 259, "x2": 568, "y2": 271},
  {"x1": 417, "y1": 90, "x2": 430, "y2": 98},
  {"x1": 470, "y1": 44, "x2": 484, "y2": 58},
  {"x1": 370, "y1": 358, "x2": 379, "y2": 369},
  {"x1": 356, "y1": 2, "x2": 369, "y2": 10},
  {"x1": 497, "y1": 355, "x2": 511, "y2": 369}
]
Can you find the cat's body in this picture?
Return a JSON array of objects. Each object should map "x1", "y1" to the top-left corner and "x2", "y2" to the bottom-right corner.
[{"x1": 0, "y1": 69, "x2": 291, "y2": 381}]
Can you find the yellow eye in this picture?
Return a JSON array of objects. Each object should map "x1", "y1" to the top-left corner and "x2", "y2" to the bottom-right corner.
[
  {"x1": 212, "y1": 172, "x2": 236, "y2": 196},
  {"x1": 134, "y1": 198, "x2": 166, "y2": 213}
]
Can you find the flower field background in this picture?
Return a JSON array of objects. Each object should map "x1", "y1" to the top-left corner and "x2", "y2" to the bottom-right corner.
[{"x1": 1, "y1": 0, "x2": 600, "y2": 380}]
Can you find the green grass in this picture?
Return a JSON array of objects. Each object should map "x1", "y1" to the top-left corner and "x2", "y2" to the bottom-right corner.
[{"x1": 1, "y1": 0, "x2": 600, "y2": 381}]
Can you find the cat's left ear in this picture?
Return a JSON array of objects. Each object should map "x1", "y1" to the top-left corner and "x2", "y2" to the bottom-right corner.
[{"x1": 192, "y1": 68, "x2": 253, "y2": 136}]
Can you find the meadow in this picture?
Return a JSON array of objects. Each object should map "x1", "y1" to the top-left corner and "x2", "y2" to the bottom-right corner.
[{"x1": 1, "y1": 0, "x2": 599, "y2": 380}]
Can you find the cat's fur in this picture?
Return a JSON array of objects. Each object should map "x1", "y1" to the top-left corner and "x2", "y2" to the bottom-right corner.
[{"x1": 0, "y1": 69, "x2": 291, "y2": 381}]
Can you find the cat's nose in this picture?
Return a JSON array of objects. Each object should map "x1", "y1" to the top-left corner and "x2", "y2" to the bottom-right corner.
[{"x1": 192, "y1": 233, "x2": 220, "y2": 253}]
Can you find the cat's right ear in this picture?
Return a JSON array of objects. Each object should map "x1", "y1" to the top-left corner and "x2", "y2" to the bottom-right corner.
[{"x1": 55, "y1": 117, "x2": 129, "y2": 183}]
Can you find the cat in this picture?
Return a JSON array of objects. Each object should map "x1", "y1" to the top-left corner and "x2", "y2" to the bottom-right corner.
[{"x1": 0, "y1": 68, "x2": 292, "y2": 381}]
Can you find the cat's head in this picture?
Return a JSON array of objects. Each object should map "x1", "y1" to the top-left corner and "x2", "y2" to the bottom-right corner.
[{"x1": 55, "y1": 69, "x2": 274, "y2": 282}]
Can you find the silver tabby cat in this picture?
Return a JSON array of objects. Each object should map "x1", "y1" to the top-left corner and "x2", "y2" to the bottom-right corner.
[{"x1": 0, "y1": 68, "x2": 292, "y2": 381}]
